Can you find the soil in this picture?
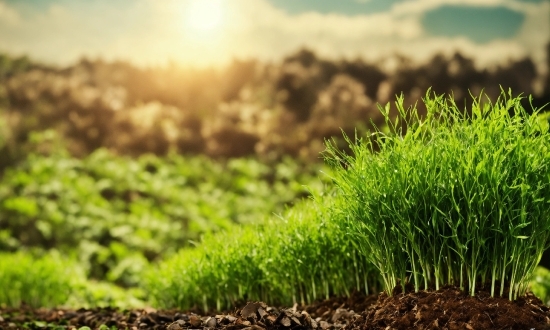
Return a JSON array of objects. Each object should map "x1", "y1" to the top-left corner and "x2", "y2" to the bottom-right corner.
[{"x1": 1, "y1": 286, "x2": 549, "y2": 330}]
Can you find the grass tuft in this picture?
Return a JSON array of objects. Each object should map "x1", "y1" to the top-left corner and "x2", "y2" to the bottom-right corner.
[
  {"x1": 325, "y1": 88, "x2": 550, "y2": 300},
  {"x1": 0, "y1": 251, "x2": 81, "y2": 308},
  {"x1": 145, "y1": 190, "x2": 381, "y2": 311}
]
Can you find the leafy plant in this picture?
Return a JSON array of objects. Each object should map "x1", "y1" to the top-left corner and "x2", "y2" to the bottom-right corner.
[
  {"x1": 68, "y1": 280, "x2": 146, "y2": 309},
  {"x1": 0, "y1": 148, "x2": 325, "y2": 286},
  {"x1": 325, "y1": 89, "x2": 550, "y2": 300}
]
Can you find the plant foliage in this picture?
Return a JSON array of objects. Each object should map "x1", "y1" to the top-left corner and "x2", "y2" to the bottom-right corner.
[{"x1": 0, "y1": 148, "x2": 324, "y2": 286}]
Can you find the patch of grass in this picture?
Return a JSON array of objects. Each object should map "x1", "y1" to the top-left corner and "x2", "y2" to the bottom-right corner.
[
  {"x1": 0, "y1": 251, "x2": 81, "y2": 308},
  {"x1": 325, "y1": 89, "x2": 550, "y2": 300},
  {"x1": 0, "y1": 250, "x2": 145, "y2": 309},
  {"x1": 145, "y1": 190, "x2": 381, "y2": 311}
]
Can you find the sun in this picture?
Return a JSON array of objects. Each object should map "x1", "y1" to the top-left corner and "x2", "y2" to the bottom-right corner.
[{"x1": 184, "y1": 0, "x2": 224, "y2": 32}]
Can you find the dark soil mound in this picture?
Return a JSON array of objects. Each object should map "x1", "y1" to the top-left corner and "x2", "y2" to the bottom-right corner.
[
  {"x1": 1, "y1": 287, "x2": 549, "y2": 329},
  {"x1": 348, "y1": 286, "x2": 550, "y2": 330}
]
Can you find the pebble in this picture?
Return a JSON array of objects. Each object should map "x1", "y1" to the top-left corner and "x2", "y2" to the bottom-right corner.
[{"x1": 205, "y1": 316, "x2": 217, "y2": 328}]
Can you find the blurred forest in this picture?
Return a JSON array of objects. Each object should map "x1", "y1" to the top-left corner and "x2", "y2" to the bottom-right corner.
[{"x1": 1, "y1": 43, "x2": 549, "y2": 168}]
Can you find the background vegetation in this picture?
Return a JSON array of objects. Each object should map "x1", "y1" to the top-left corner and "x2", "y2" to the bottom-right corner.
[
  {"x1": 0, "y1": 140, "x2": 326, "y2": 286},
  {"x1": 1, "y1": 44, "x2": 549, "y2": 168}
]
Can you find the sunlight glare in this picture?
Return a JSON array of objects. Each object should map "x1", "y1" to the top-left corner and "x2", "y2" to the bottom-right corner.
[{"x1": 185, "y1": 0, "x2": 223, "y2": 32}]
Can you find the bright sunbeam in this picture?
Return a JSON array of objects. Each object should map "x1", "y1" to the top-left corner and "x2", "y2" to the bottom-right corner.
[{"x1": 185, "y1": 0, "x2": 223, "y2": 32}]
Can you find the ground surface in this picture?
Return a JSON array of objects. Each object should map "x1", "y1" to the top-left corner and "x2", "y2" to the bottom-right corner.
[{"x1": 1, "y1": 286, "x2": 549, "y2": 329}]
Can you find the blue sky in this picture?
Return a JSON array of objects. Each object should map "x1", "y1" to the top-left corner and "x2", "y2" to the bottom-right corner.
[
  {"x1": 268, "y1": 0, "x2": 546, "y2": 15},
  {"x1": 422, "y1": 5, "x2": 525, "y2": 43},
  {"x1": 268, "y1": 0, "x2": 405, "y2": 15},
  {"x1": 0, "y1": 0, "x2": 548, "y2": 74}
]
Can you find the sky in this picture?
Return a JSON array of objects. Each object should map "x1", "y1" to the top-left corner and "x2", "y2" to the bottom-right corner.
[{"x1": 0, "y1": 0, "x2": 549, "y2": 74}]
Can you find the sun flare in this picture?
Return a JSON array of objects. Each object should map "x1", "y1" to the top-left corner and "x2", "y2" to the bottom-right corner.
[{"x1": 185, "y1": 0, "x2": 223, "y2": 32}]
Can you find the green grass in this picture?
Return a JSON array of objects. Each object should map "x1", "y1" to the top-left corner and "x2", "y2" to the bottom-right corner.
[
  {"x1": 145, "y1": 190, "x2": 381, "y2": 311},
  {"x1": 0, "y1": 251, "x2": 81, "y2": 308},
  {"x1": 0, "y1": 250, "x2": 145, "y2": 309},
  {"x1": 325, "y1": 89, "x2": 550, "y2": 300}
]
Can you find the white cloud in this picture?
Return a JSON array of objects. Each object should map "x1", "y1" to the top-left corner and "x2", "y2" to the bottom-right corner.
[
  {"x1": 214, "y1": 0, "x2": 548, "y2": 74},
  {"x1": 513, "y1": 1, "x2": 550, "y2": 75},
  {"x1": 0, "y1": 1, "x2": 20, "y2": 26},
  {"x1": 388, "y1": 0, "x2": 550, "y2": 74}
]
